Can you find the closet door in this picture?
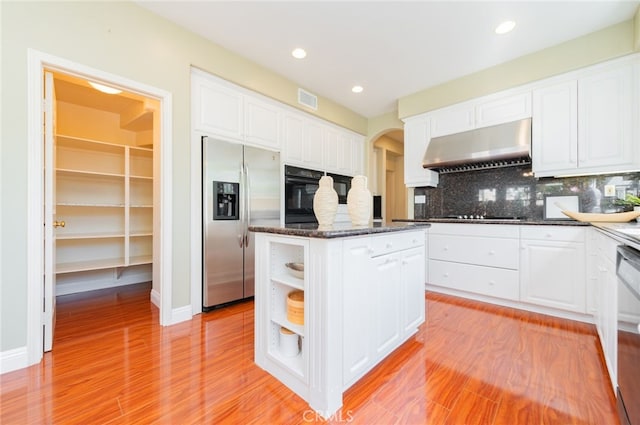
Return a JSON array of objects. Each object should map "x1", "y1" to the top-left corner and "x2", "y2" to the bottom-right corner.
[{"x1": 44, "y1": 71, "x2": 57, "y2": 352}]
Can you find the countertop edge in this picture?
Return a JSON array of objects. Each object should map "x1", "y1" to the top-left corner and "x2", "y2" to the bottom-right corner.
[
  {"x1": 393, "y1": 218, "x2": 590, "y2": 226},
  {"x1": 249, "y1": 222, "x2": 430, "y2": 239}
]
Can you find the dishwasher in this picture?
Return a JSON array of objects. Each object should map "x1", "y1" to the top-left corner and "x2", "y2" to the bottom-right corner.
[{"x1": 616, "y1": 245, "x2": 640, "y2": 425}]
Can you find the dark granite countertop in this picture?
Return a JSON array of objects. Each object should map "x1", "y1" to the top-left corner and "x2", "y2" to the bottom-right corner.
[
  {"x1": 249, "y1": 221, "x2": 430, "y2": 239},
  {"x1": 393, "y1": 218, "x2": 590, "y2": 226}
]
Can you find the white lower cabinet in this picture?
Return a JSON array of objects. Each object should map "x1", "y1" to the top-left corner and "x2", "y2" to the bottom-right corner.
[
  {"x1": 427, "y1": 224, "x2": 520, "y2": 301},
  {"x1": 519, "y1": 226, "x2": 586, "y2": 313},
  {"x1": 255, "y1": 229, "x2": 425, "y2": 418},
  {"x1": 592, "y1": 229, "x2": 618, "y2": 391},
  {"x1": 342, "y1": 233, "x2": 425, "y2": 388}
]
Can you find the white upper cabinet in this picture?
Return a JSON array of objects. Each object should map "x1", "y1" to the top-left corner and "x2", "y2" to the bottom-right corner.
[
  {"x1": 303, "y1": 120, "x2": 324, "y2": 170},
  {"x1": 192, "y1": 72, "x2": 243, "y2": 141},
  {"x1": 429, "y1": 102, "x2": 475, "y2": 138},
  {"x1": 403, "y1": 116, "x2": 438, "y2": 187},
  {"x1": 429, "y1": 91, "x2": 532, "y2": 139},
  {"x1": 282, "y1": 113, "x2": 305, "y2": 163},
  {"x1": 578, "y1": 62, "x2": 635, "y2": 170},
  {"x1": 532, "y1": 80, "x2": 578, "y2": 174},
  {"x1": 475, "y1": 92, "x2": 532, "y2": 128},
  {"x1": 323, "y1": 127, "x2": 340, "y2": 172},
  {"x1": 244, "y1": 96, "x2": 280, "y2": 149},
  {"x1": 284, "y1": 116, "x2": 364, "y2": 176},
  {"x1": 532, "y1": 56, "x2": 640, "y2": 177},
  {"x1": 192, "y1": 69, "x2": 365, "y2": 175},
  {"x1": 351, "y1": 135, "x2": 365, "y2": 176}
]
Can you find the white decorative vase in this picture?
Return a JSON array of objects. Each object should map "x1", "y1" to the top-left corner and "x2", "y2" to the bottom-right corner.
[
  {"x1": 313, "y1": 176, "x2": 338, "y2": 226},
  {"x1": 635, "y1": 206, "x2": 640, "y2": 222},
  {"x1": 347, "y1": 175, "x2": 372, "y2": 226}
]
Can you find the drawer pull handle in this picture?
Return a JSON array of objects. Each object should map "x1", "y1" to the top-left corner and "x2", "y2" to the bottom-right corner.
[
  {"x1": 546, "y1": 233, "x2": 553, "y2": 238},
  {"x1": 488, "y1": 250, "x2": 495, "y2": 255},
  {"x1": 488, "y1": 280, "x2": 495, "y2": 286},
  {"x1": 386, "y1": 243, "x2": 393, "y2": 249},
  {"x1": 443, "y1": 273, "x2": 449, "y2": 278}
]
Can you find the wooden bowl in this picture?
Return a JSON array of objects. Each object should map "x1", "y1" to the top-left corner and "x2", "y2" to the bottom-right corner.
[{"x1": 561, "y1": 209, "x2": 640, "y2": 222}]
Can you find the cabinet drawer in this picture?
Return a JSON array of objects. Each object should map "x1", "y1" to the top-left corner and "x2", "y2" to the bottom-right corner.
[
  {"x1": 428, "y1": 259, "x2": 519, "y2": 301},
  {"x1": 369, "y1": 230, "x2": 424, "y2": 257},
  {"x1": 428, "y1": 223, "x2": 518, "y2": 238},
  {"x1": 429, "y1": 234, "x2": 519, "y2": 269},
  {"x1": 520, "y1": 225, "x2": 585, "y2": 242}
]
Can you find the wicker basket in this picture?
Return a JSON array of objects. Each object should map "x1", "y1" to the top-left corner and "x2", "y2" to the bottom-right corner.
[{"x1": 286, "y1": 290, "x2": 304, "y2": 325}]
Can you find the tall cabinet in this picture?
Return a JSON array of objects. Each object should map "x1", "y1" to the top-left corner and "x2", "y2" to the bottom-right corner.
[{"x1": 53, "y1": 75, "x2": 156, "y2": 295}]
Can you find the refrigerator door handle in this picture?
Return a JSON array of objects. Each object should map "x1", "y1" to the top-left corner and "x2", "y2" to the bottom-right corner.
[
  {"x1": 244, "y1": 163, "x2": 251, "y2": 247},
  {"x1": 238, "y1": 162, "x2": 245, "y2": 248}
]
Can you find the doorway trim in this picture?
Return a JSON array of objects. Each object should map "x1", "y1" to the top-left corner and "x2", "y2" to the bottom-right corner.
[{"x1": 26, "y1": 49, "x2": 174, "y2": 366}]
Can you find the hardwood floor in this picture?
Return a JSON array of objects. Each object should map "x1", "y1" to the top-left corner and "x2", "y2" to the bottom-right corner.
[{"x1": 1, "y1": 283, "x2": 618, "y2": 424}]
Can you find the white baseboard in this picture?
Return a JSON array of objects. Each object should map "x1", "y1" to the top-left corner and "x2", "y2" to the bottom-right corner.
[
  {"x1": 1, "y1": 346, "x2": 28, "y2": 375},
  {"x1": 171, "y1": 305, "x2": 193, "y2": 325},
  {"x1": 150, "y1": 289, "x2": 160, "y2": 308},
  {"x1": 151, "y1": 289, "x2": 191, "y2": 325}
]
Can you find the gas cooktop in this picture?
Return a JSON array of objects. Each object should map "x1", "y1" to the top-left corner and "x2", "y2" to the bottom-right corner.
[{"x1": 430, "y1": 215, "x2": 525, "y2": 221}]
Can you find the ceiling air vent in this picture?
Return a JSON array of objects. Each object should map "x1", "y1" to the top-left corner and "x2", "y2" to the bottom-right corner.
[{"x1": 298, "y1": 88, "x2": 318, "y2": 110}]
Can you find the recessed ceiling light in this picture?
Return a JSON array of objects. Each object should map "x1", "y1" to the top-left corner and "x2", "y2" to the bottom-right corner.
[
  {"x1": 351, "y1": 85, "x2": 363, "y2": 93},
  {"x1": 495, "y1": 20, "x2": 516, "y2": 35},
  {"x1": 88, "y1": 81, "x2": 122, "y2": 95},
  {"x1": 291, "y1": 48, "x2": 307, "y2": 59}
]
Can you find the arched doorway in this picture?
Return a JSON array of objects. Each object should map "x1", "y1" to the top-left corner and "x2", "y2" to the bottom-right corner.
[{"x1": 372, "y1": 130, "x2": 407, "y2": 221}]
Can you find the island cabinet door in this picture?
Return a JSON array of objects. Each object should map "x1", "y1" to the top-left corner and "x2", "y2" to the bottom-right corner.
[
  {"x1": 342, "y1": 237, "x2": 374, "y2": 387},
  {"x1": 401, "y1": 246, "x2": 426, "y2": 336},
  {"x1": 371, "y1": 253, "x2": 402, "y2": 358}
]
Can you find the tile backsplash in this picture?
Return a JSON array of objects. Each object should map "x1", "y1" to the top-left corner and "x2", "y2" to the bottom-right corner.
[{"x1": 414, "y1": 165, "x2": 640, "y2": 219}]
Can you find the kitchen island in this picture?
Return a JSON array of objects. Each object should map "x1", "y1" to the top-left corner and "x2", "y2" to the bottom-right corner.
[{"x1": 250, "y1": 222, "x2": 428, "y2": 418}]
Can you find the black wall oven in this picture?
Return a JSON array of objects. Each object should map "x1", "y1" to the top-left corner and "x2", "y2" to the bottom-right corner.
[
  {"x1": 284, "y1": 165, "x2": 323, "y2": 224},
  {"x1": 327, "y1": 172, "x2": 351, "y2": 204},
  {"x1": 616, "y1": 245, "x2": 640, "y2": 425}
]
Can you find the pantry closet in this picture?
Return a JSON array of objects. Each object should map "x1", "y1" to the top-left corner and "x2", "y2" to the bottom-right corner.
[{"x1": 50, "y1": 71, "x2": 157, "y2": 301}]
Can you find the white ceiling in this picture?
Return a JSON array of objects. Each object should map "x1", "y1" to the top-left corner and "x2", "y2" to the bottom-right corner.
[{"x1": 137, "y1": 1, "x2": 639, "y2": 118}]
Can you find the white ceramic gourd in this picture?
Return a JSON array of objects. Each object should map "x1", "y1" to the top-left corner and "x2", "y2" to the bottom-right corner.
[
  {"x1": 313, "y1": 175, "x2": 338, "y2": 226},
  {"x1": 347, "y1": 175, "x2": 372, "y2": 226}
]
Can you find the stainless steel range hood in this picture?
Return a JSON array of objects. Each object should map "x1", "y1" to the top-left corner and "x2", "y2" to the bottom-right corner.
[{"x1": 422, "y1": 118, "x2": 531, "y2": 173}]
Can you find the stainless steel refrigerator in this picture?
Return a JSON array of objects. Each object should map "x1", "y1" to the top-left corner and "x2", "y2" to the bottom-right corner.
[{"x1": 202, "y1": 136, "x2": 281, "y2": 309}]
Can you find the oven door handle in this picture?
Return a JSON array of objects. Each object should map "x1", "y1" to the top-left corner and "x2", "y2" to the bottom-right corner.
[{"x1": 285, "y1": 176, "x2": 320, "y2": 185}]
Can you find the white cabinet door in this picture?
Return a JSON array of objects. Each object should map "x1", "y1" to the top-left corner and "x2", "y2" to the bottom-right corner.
[
  {"x1": 342, "y1": 237, "x2": 373, "y2": 386},
  {"x1": 192, "y1": 74, "x2": 243, "y2": 141},
  {"x1": 337, "y1": 132, "x2": 353, "y2": 175},
  {"x1": 429, "y1": 102, "x2": 475, "y2": 138},
  {"x1": 475, "y1": 92, "x2": 532, "y2": 128},
  {"x1": 351, "y1": 135, "x2": 365, "y2": 176},
  {"x1": 532, "y1": 80, "x2": 578, "y2": 177},
  {"x1": 578, "y1": 63, "x2": 635, "y2": 171},
  {"x1": 244, "y1": 96, "x2": 280, "y2": 150},
  {"x1": 403, "y1": 117, "x2": 438, "y2": 187},
  {"x1": 282, "y1": 113, "x2": 305, "y2": 165},
  {"x1": 595, "y1": 237, "x2": 618, "y2": 390},
  {"x1": 401, "y1": 246, "x2": 426, "y2": 336},
  {"x1": 303, "y1": 121, "x2": 324, "y2": 170},
  {"x1": 520, "y1": 233, "x2": 586, "y2": 313},
  {"x1": 323, "y1": 127, "x2": 339, "y2": 173},
  {"x1": 372, "y1": 253, "x2": 402, "y2": 358}
]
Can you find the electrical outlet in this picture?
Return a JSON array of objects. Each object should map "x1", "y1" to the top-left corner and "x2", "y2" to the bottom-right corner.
[{"x1": 604, "y1": 185, "x2": 616, "y2": 197}]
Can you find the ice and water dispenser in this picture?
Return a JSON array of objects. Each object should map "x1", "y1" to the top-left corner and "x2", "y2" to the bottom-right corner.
[{"x1": 213, "y1": 181, "x2": 239, "y2": 220}]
